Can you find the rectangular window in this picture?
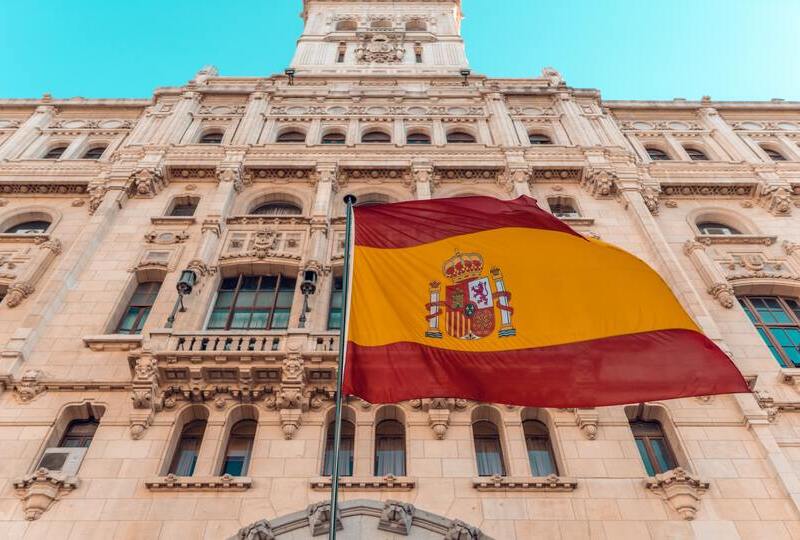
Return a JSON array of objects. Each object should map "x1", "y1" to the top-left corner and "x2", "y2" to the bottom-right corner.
[
  {"x1": 739, "y1": 296, "x2": 800, "y2": 367},
  {"x1": 207, "y1": 274, "x2": 296, "y2": 330},
  {"x1": 328, "y1": 277, "x2": 344, "y2": 330},
  {"x1": 117, "y1": 281, "x2": 161, "y2": 334}
]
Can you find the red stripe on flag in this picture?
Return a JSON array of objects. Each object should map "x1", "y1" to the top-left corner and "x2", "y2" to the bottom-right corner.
[
  {"x1": 354, "y1": 195, "x2": 582, "y2": 248},
  {"x1": 342, "y1": 329, "x2": 749, "y2": 408}
]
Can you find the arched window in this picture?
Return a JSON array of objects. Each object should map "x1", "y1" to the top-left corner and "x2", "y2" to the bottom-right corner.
[
  {"x1": 322, "y1": 420, "x2": 354, "y2": 476},
  {"x1": 685, "y1": 147, "x2": 708, "y2": 161},
  {"x1": 82, "y1": 146, "x2": 107, "y2": 159},
  {"x1": 697, "y1": 221, "x2": 741, "y2": 235},
  {"x1": 208, "y1": 274, "x2": 296, "y2": 330},
  {"x1": 472, "y1": 420, "x2": 505, "y2": 476},
  {"x1": 523, "y1": 420, "x2": 557, "y2": 476},
  {"x1": 547, "y1": 197, "x2": 580, "y2": 218},
  {"x1": 168, "y1": 196, "x2": 199, "y2": 217},
  {"x1": 168, "y1": 420, "x2": 207, "y2": 476},
  {"x1": 276, "y1": 131, "x2": 306, "y2": 143},
  {"x1": 630, "y1": 420, "x2": 677, "y2": 475},
  {"x1": 646, "y1": 148, "x2": 671, "y2": 161},
  {"x1": 221, "y1": 419, "x2": 256, "y2": 476},
  {"x1": 447, "y1": 131, "x2": 476, "y2": 143},
  {"x1": 406, "y1": 132, "x2": 431, "y2": 145},
  {"x1": 336, "y1": 19, "x2": 357, "y2": 31},
  {"x1": 374, "y1": 419, "x2": 406, "y2": 476},
  {"x1": 250, "y1": 201, "x2": 302, "y2": 216},
  {"x1": 321, "y1": 132, "x2": 346, "y2": 145},
  {"x1": 60, "y1": 418, "x2": 100, "y2": 448},
  {"x1": 362, "y1": 130, "x2": 391, "y2": 143},
  {"x1": 405, "y1": 19, "x2": 427, "y2": 31},
  {"x1": 529, "y1": 133, "x2": 552, "y2": 145},
  {"x1": 199, "y1": 132, "x2": 223, "y2": 144},
  {"x1": 117, "y1": 281, "x2": 162, "y2": 334},
  {"x1": 4, "y1": 220, "x2": 50, "y2": 234},
  {"x1": 763, "y1": 147, "x2": 787, "y2": 161},
  {"x1": 739, "y1": 295, "x2": 800, "y2": 367},
  {"x1": 43, "y1": 146, "x2": 67, "y2": 159}
]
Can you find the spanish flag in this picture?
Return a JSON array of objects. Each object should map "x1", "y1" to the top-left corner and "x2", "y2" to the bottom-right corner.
[{"x1": 342, "y1": 195, "x2": 748, "y2": 407}]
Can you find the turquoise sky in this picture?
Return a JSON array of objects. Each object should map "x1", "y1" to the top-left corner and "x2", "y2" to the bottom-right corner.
[{"x1": 1, "y1": 0, "x2": 798, "y2": 101}]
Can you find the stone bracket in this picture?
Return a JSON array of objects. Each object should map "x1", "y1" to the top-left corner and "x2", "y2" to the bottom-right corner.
[
  {"x1": 13, "y1": 468, "x2": 79, "y2": 520},
  {"x1": 645, "y1": 467, "x2": 709, "y2": 520}
]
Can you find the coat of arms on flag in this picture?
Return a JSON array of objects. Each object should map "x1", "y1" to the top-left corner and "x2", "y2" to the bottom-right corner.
[{"x1": 425, "y1": 251, "x2": 515, "y2": 339}]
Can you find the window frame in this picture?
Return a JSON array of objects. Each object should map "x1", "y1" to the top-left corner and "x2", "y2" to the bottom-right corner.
[
  {"x1": 361, "y1": 130, "x2": 391, "y2": 144},
  {"x1": 739, "y1": 295, "x2": 800, "y2": 368},
  {"x1": 250, "y1": 202, "x2": 303, "y2": 216},
  {"x1": 528, "y1": 133, "x2": 552, "y2": 145},
  {"x1": 220, "y1": 419, "x2": 257, "y2": 476},
  {"x1": 522, "y1": 420, "x2": 558, "y2": 476},
  {"x1": 168, "y1": 419, "x2": 207, "y2": 476},
  {"x1": 322, "y1": 419, "x2": 355, "y2": 476},
  {"x1": 81, "y1": 146, "x2": 107, "y2": 160},
  {"x1": 4, "y1": 220, "x2": 51, "y2": 234},
  {"x1": 116, "y1": 281, "x2": 161, "y2": 334},
  {"x1": 59, "y1": 418, "x2": 100, "y2": 448},
  {"x1": 446, "y1": 131, "x2": 477, "y2": 144},
  {"x1": 327, "y1": 276, "x2": 344, "y2": 330},
  {"x1": 43, "y1": 146, "x2": 68, "y2": 159},
  {"x1": 276, "y1": 131, "x2": 307, "y2": 143},
  {"x1": 198, "y1": 131, "x2": 224, "y2": 144},
  {"x1": 685, "y1": 147, "x2": 709, "y2": 161},
  {"x1": 406, "y1": 132, "x2": 431, "y2": 145},
  {"x1": 763, "y1": 147, "x2": 787, "y2": 161},
  {"x1": 472, "y1": 420, "x2": 506, "y2": 477},
  {"x1": 321, "y1": 132, "x2": 346, "y2": 145},
  {"x1": 207, "y1": 273, "x2": 296, "y2": 331},
  {"x1": 646, "y1": 147, "x2": 671, "y2": 161},
  {"x1": 696, "y1": 221, "x2": 741, "y2": 236},
  {"x1": 374, "y1": 419, "x2": 406, "y2": 476},
  {"x1": 630, "y1": 420, "x2": 677, "y2": 475}
]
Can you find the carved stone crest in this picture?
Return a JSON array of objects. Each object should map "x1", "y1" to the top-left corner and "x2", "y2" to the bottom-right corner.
[{"x1": 355, "y1": 34, "x2": 405, "y2": 63}]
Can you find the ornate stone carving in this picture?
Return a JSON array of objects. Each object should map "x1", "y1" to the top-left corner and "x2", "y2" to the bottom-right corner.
[
  {"x1": 410, "y1": 398, "x2": 467, "y2": 439},
  {"x1": 87, "y1": 182, "x2": 107, "y2": 215},
  {"x1": 581, "y1": 169, "x2": 617, "y2": 198},
  {"x1": 355, "y1": 33, "x2": 405, "y2": 63},
  {"x1": 15, "y1": 369, "x2": 45, "y2": 402},
  {"x1": 379, "y1": 500, "x2": 414, "y2": 535},
  {"x1": 758, "y1": 184, "x2": 793, "y2": 216},
  {"x1": 661, "y1": 183, "x2": 756, "y2": 198},
  {"x1": 307, "y1": 501, "x2": 342, "y2": 536},
  {"x1": 144, "y1": 230, "x2": 189, "y2": 244},
  {"x1": 129, "y1": 354, "x2": 162, "y2": 439},
  {"x1": 252, "y1": 228, "x2": 278, "y2": 258},
  {"x1": 707, "y1": 283, "x2": 736, "y2": 309},
  {"x1": 645, "y1": 468, "x2": 709, "y2": 520},
  {"x1": 38, "y1": 238, "x2": 62, "y2": 255},
  {"x1": 236, "y1": 519, "x2": 275, "y2": 540},
  {"x1": 641, "y1": 186, "x2": 661, "y2": 215},
  {"x1": 5, "y1": 281, "x2": 34, "y2": 307},
  {"x1": 13, "y1": 468, "x2": 78, "y2": 520},
  {"x1": 446, "y1": 519, "x2": 483, "y2": 540},
  {"x1": 217, "y1": 167, "x2": 244, "y2": 192},
  {"x1": 130, "y1": 167, "x2": 166, "y2": 198},
  {"x1": 472, "y1": 474, "x2": 578, "y2": 492},
  {"x1": 682, "y1": 240, "x2": 736, "y2": 309},
  {"x1": 575, "y1": 408, "x2": 599, "y2": 439}
]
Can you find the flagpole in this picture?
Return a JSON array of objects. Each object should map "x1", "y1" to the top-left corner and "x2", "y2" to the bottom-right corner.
[{"x1": 328, "y1": 194, "x2": 356, "y2": 540}]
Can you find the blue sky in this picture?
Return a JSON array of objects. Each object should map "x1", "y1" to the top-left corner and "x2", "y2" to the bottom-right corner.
[{"x1": 1, "y1": 0, "x2": 798, "y2": 101}]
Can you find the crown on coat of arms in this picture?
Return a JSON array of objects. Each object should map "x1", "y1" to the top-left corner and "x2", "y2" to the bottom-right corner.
[{"x1": 442, "y1": 251, "x2": 484, "y2": 283}]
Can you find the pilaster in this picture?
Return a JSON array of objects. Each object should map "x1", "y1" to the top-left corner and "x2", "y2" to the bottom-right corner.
[{"x1": 0, "y1": 105, "x2": 58, "y2": 160}]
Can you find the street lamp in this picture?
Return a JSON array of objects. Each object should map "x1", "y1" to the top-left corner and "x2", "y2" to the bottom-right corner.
[
  {"x1": 460, "y1": 69, "x2": 471, "y2": 86},
  {"x1": 298, "y1": 268, "x2": 319, "y2": 328},
  {"x1": 285, "y1": 68, "x2": 296, "y2": 86},
  {"x1": 166, "y1": 269, "x2": 197, "y2": 328}
]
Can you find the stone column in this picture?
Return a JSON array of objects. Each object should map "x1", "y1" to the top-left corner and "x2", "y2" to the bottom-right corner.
[
  {"x1": 682, "y1": 240, "x2": 736, "y2": 309},
  {"x1": 552, "y1": 92, "x2": 600, "y2": 147},
  {"x1": 483, "y1": 92, "x2": 517, "y2": 147},
  {"x1": 697, "y1": 107, "x2": 760, "y2": 163},
  {"x1": 232, "y1": 91, "x2": 270, "y2": 145},
  {"x1": 0, "y1": 105, "x2": 57, "y2": 160},
  {"x1": 153, "y1": 91, "x2": 203, "y2": 145}
]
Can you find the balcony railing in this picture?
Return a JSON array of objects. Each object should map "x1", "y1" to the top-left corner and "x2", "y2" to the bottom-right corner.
[{"x1": 170, "y1": 331, "x2": 284, "y2": 353}]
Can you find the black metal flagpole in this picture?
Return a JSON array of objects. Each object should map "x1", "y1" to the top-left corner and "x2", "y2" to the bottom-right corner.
[{"x1": 328, "y1": 194, "x2": 356, "y2": 539}]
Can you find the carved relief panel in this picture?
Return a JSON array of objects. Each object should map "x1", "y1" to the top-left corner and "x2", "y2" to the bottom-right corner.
[
  {"x1": 0, "y1": 235, "x2": 62, "y2": 307},
  {"x1": 220, "y1": 229, "x2": 305, "y2": 262}
]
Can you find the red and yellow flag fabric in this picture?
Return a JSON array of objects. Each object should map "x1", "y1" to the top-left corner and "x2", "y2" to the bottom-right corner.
[{"x1": 342, "y1": 195, "x2": 748, "y2": 408}]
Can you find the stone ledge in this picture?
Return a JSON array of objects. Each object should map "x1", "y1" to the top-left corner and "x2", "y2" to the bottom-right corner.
[
  {"x1": 82, "y1": 334, "x2": 143, "y2": 351},
  {"x1": 309, "y1": 475, "x2": 415, "y2": 491},
  {"x1": 150, "y1": 216, "x2": 197, "y2": 226},
  {"x1": 695, "y1": 234, "x2": 776, "y2": 246},
  {"x1": 472, "y1": 474, "x2": 578, "y2": 491},
  {"x1": 145, "y1": 474, "x2": 252, "y2": 491},
  {"x1": 560, "y1": 217, "x2": 595, "y2": 226}
]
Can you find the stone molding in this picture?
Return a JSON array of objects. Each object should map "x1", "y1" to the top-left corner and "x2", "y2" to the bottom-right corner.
[
  {"x1": 472, "y1": 474, "x2": 578, "y2": 492},
  {"x1": 309, "y1": 475, "x2": 416, "y2": 491},
  {"x1": 13, "y1": 468, "x2": 79, "y2": 521},
  {"x1": 645, "y1": 467, "x2": 709, "y2": 521},
  {"x1": 231, "y1": 499, "x2": 491, "y2": 540},
  {"x1": 82, "y1": 334, "x2": 143, "y2": 352},
  {"x1": 145, "y1": 474, "x2": 252, "y2": 491}
]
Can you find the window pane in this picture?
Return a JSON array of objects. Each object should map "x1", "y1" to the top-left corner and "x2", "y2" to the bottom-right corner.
[
  {"x1": 259, "y1": 276, "x2": 277, "y2": 290},
  {"x1": 786, "y1": 299, "x2": 800, "y2": 321},
  {"x1": 249, "y1": 310, "x2": 269, "y2": 329},
  {"x1": 222, "y1": 456, "x2": 245, "y2": 476},
  {"x1": 117, "y1": 307, "x2": 140, "y2": 333},
  {"x1": 635, "y1": 438, "x2": 656, "y2": 476},
  {"x1": 475, "y1": 437, "x2": 505, "y2": 476},
  {"x1": 757, "y1": 327, "x2": 785, "y2": 367},
  {"x1": 526, "y1": 443, "x2": 556, "y2": 476},
  {"x1": 235, "y1": 291, "x2": 257, "y2": 308},
  {"x1": 207, "y1": 310, "x2": 229, "y2": 329},
  {"x1": 375, "y1": 421, "x2": 405, "y2": 476},
  {"x1": 254, "y1": 291, "x2": 275, "y2": 308},
  {"x1": 241, "y1": 276, "x2": 260, "y2": 290},
  {"x1": 220, "y1": 277, "x2": 239, "y2": 290},
  {"x1": 133, "y1": 307, "x2": 150, "y2": 333},
  {"x1": 276, "y1": 290, "x2": 294, "y2": 307},
  {"x1": 214, "y1": 291, "x2": 235, "y2": 309},
  {"x1": 323, "y1": 434, "x2": 354, "y2": 476},
  {"x1": 651, "y1": 438, "x2": 675, "y2": 473},
  {"x1": 740, "y1": 300, "x2": 756, "y2": 323},
  {"x1": 271, "y1": 309, "x2": 290, "y2": 329},
  {"x1": 230, "y1": 311, "x2": 251, "y2": 329},
  {"x1": 328, "y1": 310, "x2": 342, "y2": 330}
]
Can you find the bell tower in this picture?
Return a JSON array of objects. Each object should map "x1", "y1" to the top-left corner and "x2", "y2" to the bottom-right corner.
[{"x1": 291, "y1": 0, "x2": 468, "y2": 75}]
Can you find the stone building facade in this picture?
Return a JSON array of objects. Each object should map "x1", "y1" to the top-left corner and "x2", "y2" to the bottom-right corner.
[{"x1": 1, "y1": 0, "x2": 800, "y2": 538}]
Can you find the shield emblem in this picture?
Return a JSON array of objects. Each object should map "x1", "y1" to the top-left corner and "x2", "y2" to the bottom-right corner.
[{"x1": 444, "y1": 279, "x2": 495, "y2": 339}]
